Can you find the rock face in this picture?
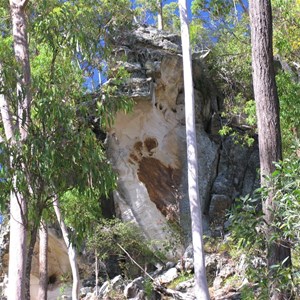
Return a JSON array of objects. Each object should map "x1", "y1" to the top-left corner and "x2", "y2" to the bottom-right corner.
[{"x1": 106, "y1": 26, "x2": 260, "y2": 248}]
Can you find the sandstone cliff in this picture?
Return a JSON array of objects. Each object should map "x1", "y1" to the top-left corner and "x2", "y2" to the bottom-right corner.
[{"x1": 105, "y1": 26, "x2": 259, "y2": 249}]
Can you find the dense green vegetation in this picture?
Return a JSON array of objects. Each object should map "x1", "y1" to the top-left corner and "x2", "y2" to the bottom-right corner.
[{"x1": 229, "y1": 155, "x2": 300, "y2": 298}]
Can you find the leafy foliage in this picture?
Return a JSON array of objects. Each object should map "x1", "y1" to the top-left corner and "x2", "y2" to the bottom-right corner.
[
  {"x1": 276, "y1": 71, "x2": 300, "y2": 155},
  {"x1": 191, "y1": 0, "x2": 234, "y2": 21},
  {"x1": 134, "y1": 0, "x2": 164, "y2": 26},
  {"x1": 272, "y1": 0, "x2": 300, "y2": 60},
  {"x1": 191, "y1": 0, "x2": 300, "y2": 155},
  {"x1": 162, "y1": 2, "x2": 180, "y2": 32},
  {"x1": 0, "y1": 0, "x2": 134, "y2": 264},
  {"x1": 59, "y1": 189, "x2": 111, "y2": 247},
  {"x1": 229, "y1": 156, "x2": 300, "y2": 297}
]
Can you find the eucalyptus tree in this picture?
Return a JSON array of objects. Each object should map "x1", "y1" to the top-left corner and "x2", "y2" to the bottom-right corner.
[
  {"x1": 191, "y1": 0, "x2": 300, "y2": 155},
  {"x1": 178, "y1": 0, "x2": 210, "y2": 299},
  {"x1": 25, "y1": 0, "x2": 132, "y2": 297},
  {"x1": 249, "y1": 0, "x2": 292, "y2": 299},
  {"x1": 0, "y1": 1, "x2": 133, "y2": 299},
  {"x1": 162, "y1": 2, "x2": 181, "y2": 32}
]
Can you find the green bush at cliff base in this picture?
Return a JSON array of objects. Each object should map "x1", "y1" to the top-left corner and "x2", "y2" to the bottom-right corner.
[
  {"x1": 87, "y1": 218, "x2": 167, "y2": 279},
  {"x1": 228, "y1": 155, "x2": 300, "y2": 298}
]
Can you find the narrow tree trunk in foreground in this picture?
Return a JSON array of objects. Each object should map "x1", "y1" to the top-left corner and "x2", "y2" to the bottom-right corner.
[
  {"x1": 95, "y1": 250, "x2": 98, "y2": 296},
  {"x1": 10, "y1": 0, "x2": 32, "y2": 141},
  {"x1": 249, "y1": 1, "x2": 292, "y2": 299},
  {"x1": 178, "y1": 1, "x2": 210, "y2": 299},
  {"x1": 53, "y1": 196, "x2": 80, "y2": 300},
  {"x1": 38, "y1": 220, "x2": 48, "y2": 300},
  {"x1": 7, "y1": 1, "x2": 32, "y2": 299},
  {"x1": 0, "y1": 62, "x2": 27, "y2": 300}
]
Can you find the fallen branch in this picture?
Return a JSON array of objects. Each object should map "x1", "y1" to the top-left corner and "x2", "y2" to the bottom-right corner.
[{"x1": 116, "y1": 242, "x2": 155, "y2": 281}]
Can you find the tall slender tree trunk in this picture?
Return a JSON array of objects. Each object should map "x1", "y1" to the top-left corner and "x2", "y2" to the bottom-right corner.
[
  {"x1": 6, "y1": 1, "x2": 32, "y2": 299},
  {"x1": 178, "y1": 1, "x2": 210, "y2": 299},
  {"x1": 53, "y1": 195, "x2": 80, "y2": 300},
  {"x1": 0, "y1": 62, "x2": 26, "y2": 300},
  {"x1": 38, "y1": 220, "x2": 48, "y2": 300},
  {"x1": 95, "y1": 250, "x2": 99, "y2": 296},
  {"x1": 157, "y1": 0, "x2": 163, "y2": 30},
  {"x1": 291, "y1": 127, "x2": 300, "y2": 157},
  {"x1": 249, "y1": 1, "x2": 292, "y2": 299}
]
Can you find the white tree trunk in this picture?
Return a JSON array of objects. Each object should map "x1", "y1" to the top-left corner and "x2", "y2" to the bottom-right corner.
[
  {"x1": 38, "y1": 220, "x2": 48, "y2": 300},
  {"x1": 10, "y1": 0, "x2": 32, "y2": 141},
  {"x1": 1, "y1": 59, "x2": 28, "y2": 300},
  {"x1": 53, "y1": 196, "x2": 80, "y2": 300},
  {"x1": 4, "y1": 1, "x2": 32, "y2": 299},
  {"x1": 178, "y1": 1, "x2": 210, "y2": 299},
  {"x1": 7, "y1": 186, "x2": 28, "y2": 300},
  {"x1": 157, "y1": 0, "x2": 163, "y2": 30}
]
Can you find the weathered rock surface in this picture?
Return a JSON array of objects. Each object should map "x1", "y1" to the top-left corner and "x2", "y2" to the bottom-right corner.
[{"x1": 106, "y1": 26, "x2": 259, "y2": 247}]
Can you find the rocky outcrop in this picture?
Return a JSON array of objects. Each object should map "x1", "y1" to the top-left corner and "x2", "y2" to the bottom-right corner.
[{"x1": 106, "y1": 26, "x2": 259, "y2": 248}]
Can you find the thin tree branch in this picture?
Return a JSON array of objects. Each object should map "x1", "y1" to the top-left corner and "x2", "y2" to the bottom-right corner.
[
  {"x1": 238, "y1": 0, "x2": 249, "y2": 14},
  {"x1": 116, "y1": 242, "x2": 155, "y2": 281}
]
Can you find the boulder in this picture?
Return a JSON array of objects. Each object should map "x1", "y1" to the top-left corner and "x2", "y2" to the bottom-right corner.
[
  {"x1": 124, "y1": 277, "x2": 144, "y2": 299},
  {"x1": 80, "y1": 286, "x2": 92, "y2": 297},
  {"x1": 98, "y1": 275, "x2": 125, "y2": 298},
  {"x1": 156, "y1": 267, "x2": 178, "y2": 285}
]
